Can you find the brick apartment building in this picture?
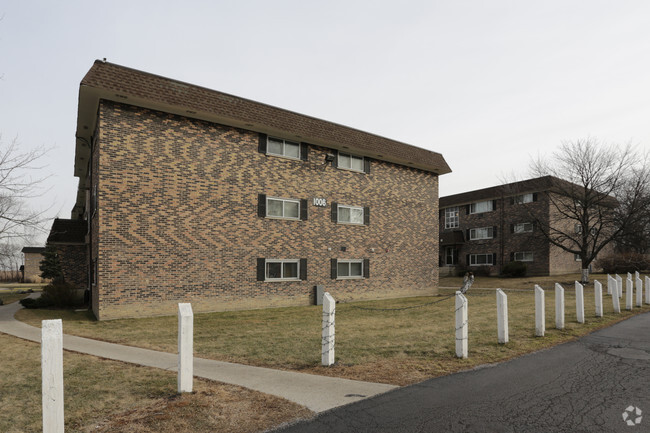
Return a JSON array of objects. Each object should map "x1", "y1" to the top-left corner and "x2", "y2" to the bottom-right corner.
[
  {"x1": 53, "y1": 60, "x2": 451, "y2": 320},
  {"x1": 21, "y1": 247, "x2": 45, "y2": 283},
  {"x1": 439, "y1": 176, "x2": 611, "y2": 277}
]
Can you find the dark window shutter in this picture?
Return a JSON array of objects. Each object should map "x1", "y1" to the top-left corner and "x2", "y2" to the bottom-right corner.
[
  {"x1": 510, "y1": 224, "x2": 514, "y2": 233},
  {"x1": 466, "y1": 205, "x2": 470, "y2": 215},
  {"x1": 363, "y1": 258, "x2": 370, "y2": 278},
  {"x1": 300, "y1": 143, "x2": 309, "y2": 161},
  {"x1": 532, "y1": 192, "x2": 538, "y2": 202},
  {"x1": 466, "y1": 229, "x2": 470, "y2": 239},
  {"x1": 510, "y1": 252, "x2": 515, "y2": 262},
  {"x1": 493, "y1": 226, "x2": 498, "y2": 237},
  {"x1": 331, "y1": 259, "x2": 337, "y2": 279},
  {"x1": 492, "y1": 253, "x2": 497, "y2": 265},
  {"x1": 364, "y1": 158, "x2": 371, "y2": 174},
  {"x1": 258, "y1": 194, "x2": 266, "y2": 217},
  {"x1": 257, "y1": 258, "x2": 266, "y2": 281},
  {"x1": 300, "y1": 258, "x2": 307, "y2": 280},
  {"x1": 331, "y1": 150, "x2": 338, "y2": 168},
  {"x1": 364, "y1": 207, "x2": 370, "y2": 225},
  {"x1": 492, "y1": 200, "x2": 497, "y2": 211},
  {"x1": 466, "y1": 254, "x2": 470, "y2": 265},
  {"x1": 533, "y1": 221, "x2": 538, "y2": 231},
  {"x1": 258, "y1": 133, "x2": 267, "y2": 154},
  {"x1": 509, "y1": 197, "x2": 514, "y2": 205},
  {"x1": 331, "y1": 202, "x2": 338, "y2": 222},
  {"x1": 300, "y1": 199, "x2": 308, "y2": 221}
]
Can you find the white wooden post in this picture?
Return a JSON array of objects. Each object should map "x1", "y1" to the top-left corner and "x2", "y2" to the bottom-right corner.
[
  {"x1": 612, "y1": 281, "x2": 621, "y2": 313},
  {"x1": 555, "y1": 283, "x2": 565, "y2": 330},
  {"x1": 636, "y1": 276, "x2": 643, "y2": 307},
  {"x1": 534, "y1": 285, "x2": 545, "y2": 337},
  {"x1": 616, "y1": 274, "x2": 623, "y2": 298},
  {"x1": 626, "y1": 278, "x2": 633, "y2": 311},
  {"x1": 42, "y1": 319, "x2": 64, "y2": 433},
  {"x1": 606, "y1": 274, "x2": 613, "y2": 295},
  {"x1": 594, "y1": 280, "x2": 603, "y2": 318},
  {"x1": 455, "y1": 291, "x2": 468, "y2": 359},
  {"x1": 496, "y1": 289, "x2": 508, "y2": 344},
  {"x1": 646, "y1": 276, "x2": 650, "y2": 305},
  {"x1": 178, "y1": 303, "x2": 193, "y2": 393},
  {"x1": 575, "y1": 281, "x2": 585, "y2": 324},
  {"x1": 635, "y1": 271, "x2": 640, "y2": 281},
  {"x1": 321, "y1": 292, "x2": 336, "y2": 366}
]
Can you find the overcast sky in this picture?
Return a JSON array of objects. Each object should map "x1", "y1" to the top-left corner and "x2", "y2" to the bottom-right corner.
[{"x1": 2, "y1": 1, "x2": 649, "y2": 247}]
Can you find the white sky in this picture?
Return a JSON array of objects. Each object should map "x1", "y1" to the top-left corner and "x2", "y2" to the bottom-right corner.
[{"x1": 1, "y1": 1, "x2": 649, "y2": 246}]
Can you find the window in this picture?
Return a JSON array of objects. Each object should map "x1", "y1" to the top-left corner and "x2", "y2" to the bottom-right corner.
[
  {"x1": 265, "y1": 259, "x2": 300, "y2": 281},
  {"x1": 336, "y1": 260, "x2": 364, "y2": 279},
  {"x1": 514, "y1": 251, "x2": 534, "y2": 262},
  {"x1": 574, "y1": 254, "x2": 582, "y2": 262},
  {"x1": 337, "y1": 153, "x2": 364, "y2": 172},
  {"x1": 445, "y1": 207, "x2": 459, "y2": 229},
  {"x1": 469, "y1": 200, "x2": 494, "y2": 214},
  {"x1": 445, "y1": 247, "x2": 458, "y2": 266},
  {"x1": 337, "y1": 204, "x2": 364, "y2": 225},
  {"x1": 267, "y1": 137, "x2": 301, "y2": 159},
  {"x1": 513, "y1": 222, "x2": 533, "y2": 233},
  {"x1": 266, "y1": 197, "x2": 300, "y2": 220},
  {"x1": 469, "y1": 253, "x2": 494, "y2": 266},
  {"x1": 469, "y1": 227, "x2": 494, "y2": 240},
  {"x1": 514, "y1": 193, "x2": 533, "y2": 204}
]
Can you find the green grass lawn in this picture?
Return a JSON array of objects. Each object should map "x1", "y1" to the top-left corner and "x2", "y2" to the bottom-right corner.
[{"x1": 15, "y1": 273, "x2": 649, "y2": 385}]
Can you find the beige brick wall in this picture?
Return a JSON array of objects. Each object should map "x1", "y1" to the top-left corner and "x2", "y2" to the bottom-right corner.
[{"x1": 92, "y1": 101, "x2": 441, "y2": 320}]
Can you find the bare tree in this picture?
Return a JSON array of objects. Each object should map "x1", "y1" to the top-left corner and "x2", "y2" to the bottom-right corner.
[{"x1": 526, "y1": 138, "x2": 650, "y2": 283}]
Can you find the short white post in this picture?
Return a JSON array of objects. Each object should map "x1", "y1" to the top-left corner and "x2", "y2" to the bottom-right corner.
[
  {"x1": 612, "y1": 282, "x2": 621, "y2": 313},
  {"x1": 178, "y1": 303, "x2": 193, "y2": 393},
  {"x1": 594, "y1": 280, "x2": 603, "y2": 318},
  {"x1": 455, "y1": 291, "x2": 468, "y2": 359},
  {"x1": 496, "y1": 289, "x2": 508, "y2": 344},
  {"x1": 555, "y1": 283, "x2": 565, "y2": 330},
  {"x1": 635, "y1": 271, "x2": 640, "y2": 281},
  {"x1": 626, "y1": 278, "x2": 633, "y2": 310},
  {"x1": 606, "y1": 274, "x2": 614, "y2": 295},
  {"x1": 42, "y1": 319, "x2": 64, "y2": 433},
  {"x1": 321, "y1": 292, "x2": 336, "y2": 366},
  {"x1": 616, "y1": 274, "x2": 623, "y2": 298},
  {"x1": 646, "y1": 276, "x2": 650, "y2": 305},
  {"x1": 575, "y1": 281, "x2": 585, "y2": 324},
  {"x1": 534, "y1": 285, "x2": 545, "y2": 337},
  {"x1": 636, "y1": 276, "x2": 643, "y2": 307}
]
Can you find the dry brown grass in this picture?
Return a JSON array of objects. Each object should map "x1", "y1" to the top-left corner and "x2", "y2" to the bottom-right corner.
[
  {"x1": 0, "y1": 333, "x2": 312, "y2": 433},
  {"x1": 15, "y1": 272, "x2": 650, "y2": 386}
]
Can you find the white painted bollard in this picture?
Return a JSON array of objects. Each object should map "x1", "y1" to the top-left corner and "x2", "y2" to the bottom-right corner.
[
  {"x1": 534, "y1": 285, "x2": 545, "y2": 337},
  {"x1": 616, "y1": 274, "x2": 623, "y2": 298},
  {"x1": 575, "y1": 281, "x2": 585, "y2": 324},
  {"x1": 455, "y1": 291, "x2": 468, "y2": 359},
  {"x1": 635, "y1": 271, "x2": 640, "y2": 281},
  {"x1": 496, "y1": 289, "x2": 508, "y2": 344},
  {"x1": 607, "y1": 274, "x2": 614, "y2": 295},
  {"x1": 42, "y1": 319, "x2": 64, "y2": 433},
  {"x1": 636, "y1": 277, "x2": 643, "y2": 307},
  {"x1": 626, "y1": 278, "x2": 633, "y2": 311},
  {"x1": 646, "y1": 276, "x2": 650, "y2": 305},
  {"x1": 612, "y1": 282, "x2": 621, "y2": 313},
  {"x1": 177, "y1": 303, "x2": 193, "y2": 393},
  {"x1": 321, "y1": 292, "x2": 336, "y2": 366},
  {"x1": 594, "y1": 280, "x2": 603, "y2": 318},
  {"x1": 555, "y1": 283, "x2": 565, "y2": 330}
]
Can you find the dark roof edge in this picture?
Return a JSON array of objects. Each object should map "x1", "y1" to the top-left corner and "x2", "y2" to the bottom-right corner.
[{"x1": 440, "y1": 176, "x2": 558, "y2": 207}]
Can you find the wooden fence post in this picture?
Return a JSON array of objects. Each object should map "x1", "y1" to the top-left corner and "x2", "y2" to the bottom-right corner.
[
  {"x1": 594, "y1": 280, "x2": 603, "y2": 317},
  {"x1": 575, "y1": 281, "x2": 585, "y2": 323},
  {"x1": 555, "y1": 283, "x2": 565, "y2": 330},
  {"x1": 322, "y1": 292, "x2": 336, "y2": 366},
  {"x1": 42, "y1": 319, "x2": 64, "y2": 433},
  {"x1": 534, "y1": 285, "x2": 545, "y2": 337},
  {"x1": 496, "y1": 289, "x2": 508, "y2": 344},
  {"x1": 178, "y1": 303, "x2": 193, "y2": 393},
  {"x1": 455, "y1": 291, "x2": 468, "y2": 358}
]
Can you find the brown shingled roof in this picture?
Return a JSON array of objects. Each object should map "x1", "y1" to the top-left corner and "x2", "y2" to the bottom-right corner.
[{"x1": 80, "y1": 60, "x2": 450, "y2": 174}]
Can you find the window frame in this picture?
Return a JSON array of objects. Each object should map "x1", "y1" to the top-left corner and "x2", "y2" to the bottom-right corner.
[
  {"x1": 337, "y1": 204, "x2": 365, "y2": 225},
  {"x1": 336, "y1": 259, "x2": 364, "y2": 279},
  {"x1": 266, "y1": 137, "x2": 301, "y2": 160},
  {"x1": 514, "y1": 251, "x2": 534, "y2": 262},
  {"x1": 337, "y1": 153, "x2": 365, "y2": 173},
  {"x1": 469, "y1": 253, "x2": 494, "y2": 266},
  {"x1": 514, "y1": 193, "x2": 534, "y2": 204},
  {"x1": 469, "y1": 200, "x2": 494, "y2": 214},
  {"x1": 264, "y1": 259, "x2": 300, "y2": 281},
  {"x1": 444, "y1": 207, "x2": 459, "y2": 229},
  {"x1": 266, "y1": 196, "x2": 301, "y2": 220},
  {"x1": 469, "y1": 227, "x2": 494, "y2": 240},
  {"x1": 513, "y1": 222, "x2": 533, "y2": 234},
  {"x1": 445, "y1": 246, "x2": 458, "y2": 266}
]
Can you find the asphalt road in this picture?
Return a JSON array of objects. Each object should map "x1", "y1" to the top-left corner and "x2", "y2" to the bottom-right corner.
[{"x1": 273, "y1": 312, "x2": 650, "y2": 433}]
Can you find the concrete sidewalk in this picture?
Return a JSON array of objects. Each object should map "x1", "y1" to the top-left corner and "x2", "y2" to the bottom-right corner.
[{"x1": 0, "y1": 299, "x2": 397, "y2": 413}]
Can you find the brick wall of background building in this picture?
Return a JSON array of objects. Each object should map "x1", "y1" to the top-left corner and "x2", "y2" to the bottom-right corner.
[
  {"x1": 55, "y1": 244, "x2": 88, "y2": 289},
  {"x1": 23, "y1": 253, "x2": 45, "y2": 283},
  {"x1": 92, "y1": 101, "x2": 440, "y2": 320}
]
